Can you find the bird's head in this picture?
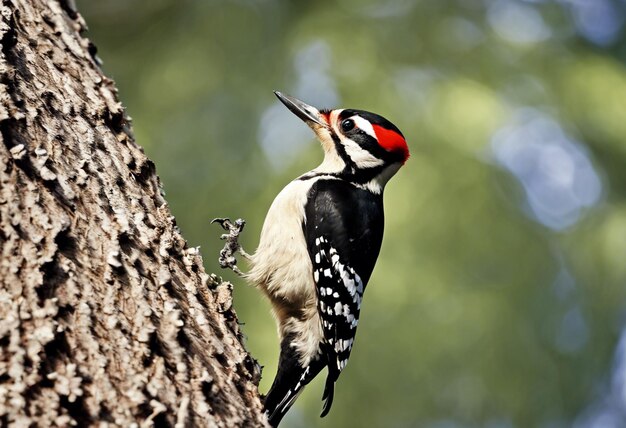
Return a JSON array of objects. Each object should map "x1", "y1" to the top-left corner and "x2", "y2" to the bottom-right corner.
[{"x1": 275, "y1": 91, "x2": 409, "y2": 190}]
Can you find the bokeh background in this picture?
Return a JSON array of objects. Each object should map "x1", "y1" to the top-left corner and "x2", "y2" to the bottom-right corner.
[{"x1": 77, "y1": 1, "x2": 626, "y2": 427}]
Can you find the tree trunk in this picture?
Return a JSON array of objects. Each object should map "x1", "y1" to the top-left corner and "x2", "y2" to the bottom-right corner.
[{"x1": 0, "y1": 0, "x2": 266, "y2": 426}]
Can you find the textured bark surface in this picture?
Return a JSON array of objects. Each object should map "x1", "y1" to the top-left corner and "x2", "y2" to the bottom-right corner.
[{"x1": 0, "y1": 0, "x2": 266, "y2": 426}]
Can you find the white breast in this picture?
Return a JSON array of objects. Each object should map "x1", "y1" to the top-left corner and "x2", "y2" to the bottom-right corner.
[
  {"x1": 248, "y1": 178, "x2": 318, "y2": 310},
  {"x1": 247, "y1": 177, "x2": 327, "y2": 364}
]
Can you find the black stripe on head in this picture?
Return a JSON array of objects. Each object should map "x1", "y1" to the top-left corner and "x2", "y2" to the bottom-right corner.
[
  {"x1": 334, "y1": 109, "x2": 402, "y2": 169},
  {"x1": 339, "y1": 109, "x2": 404, "y2": 138},
  {"x1": 331, "y1": 127, "x2": 387, "y2": 184},
  {"x1": 330, "y1": 130, "x2": 356, "y2": 173},
  {"x1": 337, "y1": 109, "x2": 408, "y2": 167}
]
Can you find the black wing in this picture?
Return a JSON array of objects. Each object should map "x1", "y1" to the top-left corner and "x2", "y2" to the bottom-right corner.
[{"x1": 303, "y1": 178, "x2": 384, "y2": 416}]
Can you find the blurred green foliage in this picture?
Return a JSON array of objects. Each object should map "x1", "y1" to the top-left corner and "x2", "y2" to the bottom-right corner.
[{"x1": 78, "y1": 1, "x2": 626, "y2": 426}]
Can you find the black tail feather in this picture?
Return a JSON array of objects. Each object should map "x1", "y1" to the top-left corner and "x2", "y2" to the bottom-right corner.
[
  {"x1": 320, "y1": 375, "x2": 335, "y2": 418},
  {"x1": 264, "y1": 333, "x2": 324, "y2": 427},
  {"x1": 265, "y1": 362, "x2": 324, "y2": 427},
  {"x1": 265, "y1": 386, "x2": 301, "y2": 427},
  {"x1": 320, "y1": 350, "x2": 339, "y2": 418}
]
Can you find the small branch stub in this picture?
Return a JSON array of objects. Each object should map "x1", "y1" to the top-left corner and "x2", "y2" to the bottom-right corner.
[{"x1": 212, "y1": 217, "x2": 250, "y2": 276}]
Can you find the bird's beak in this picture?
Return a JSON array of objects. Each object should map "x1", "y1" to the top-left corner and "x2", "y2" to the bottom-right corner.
[{"x1": 274, "y1": 91, "x2": 328, "y2": 128}]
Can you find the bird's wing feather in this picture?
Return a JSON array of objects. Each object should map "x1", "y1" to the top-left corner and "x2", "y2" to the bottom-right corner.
[
  {"x1": 303, "y1": 178, "x2": 384, "y2": 416},
  {"x1": 312, "y1": 235, "x2": 364, "y2": 416}
]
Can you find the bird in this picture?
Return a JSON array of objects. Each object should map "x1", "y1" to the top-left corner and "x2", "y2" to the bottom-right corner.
[{"x1": 247, "y1": 92, "x2": 409, "y2": 426}]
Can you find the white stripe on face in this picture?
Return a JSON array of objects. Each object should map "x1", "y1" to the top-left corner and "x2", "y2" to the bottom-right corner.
[
  {"x1": 329, "y1": 110, "x2": 341, "y2": 129},
  {"x1": 352, "y1": 115, "x2": 376, "y2": 139},
  {"x1": 341, "y1": 139, "x2": 384, "y2": 168}
]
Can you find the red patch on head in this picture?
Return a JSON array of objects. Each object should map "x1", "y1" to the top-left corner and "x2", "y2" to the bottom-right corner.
[{"x1": 372, "y1": 124, "x2": 409, "y2": 163}]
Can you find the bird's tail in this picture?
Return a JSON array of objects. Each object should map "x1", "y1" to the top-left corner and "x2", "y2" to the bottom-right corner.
[
  {"x1": 319, "y1": 375, "x2": 335, "y2": 417},
  {"x1": 319, "y1": 352, "x2": 339, "y2": 418},
  {"x1": 264, "y1": 334, "x2": 323, "y2": 427}
]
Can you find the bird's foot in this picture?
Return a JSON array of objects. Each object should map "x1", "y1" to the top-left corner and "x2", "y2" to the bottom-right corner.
[{"x1": 211, "y1": 217, "x2": 249, "y2": 276}]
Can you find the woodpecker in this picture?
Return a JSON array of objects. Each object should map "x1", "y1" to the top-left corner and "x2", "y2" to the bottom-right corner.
[{"x1": 247, "y1": 92, "x2": 409, "y2": 426}]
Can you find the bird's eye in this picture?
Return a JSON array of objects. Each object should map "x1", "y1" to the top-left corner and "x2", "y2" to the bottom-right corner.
[{"x1": 341, "y1": 119, "x2": 355, "y2": 132}]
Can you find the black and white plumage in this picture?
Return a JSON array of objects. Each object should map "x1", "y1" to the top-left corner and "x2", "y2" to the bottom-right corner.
[{"x1": 247, "y1": 92, "x2": 409, "y2": 427}]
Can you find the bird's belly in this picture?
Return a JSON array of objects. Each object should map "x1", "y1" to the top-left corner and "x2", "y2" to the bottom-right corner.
[{"x1": 248, "y1": 179, "x2": 317, "y2": 320}]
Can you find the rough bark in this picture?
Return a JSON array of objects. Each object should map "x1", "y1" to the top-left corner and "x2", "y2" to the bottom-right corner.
[{"x1": 0, "y1": 0, "x2": 266, "y2": 426}]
